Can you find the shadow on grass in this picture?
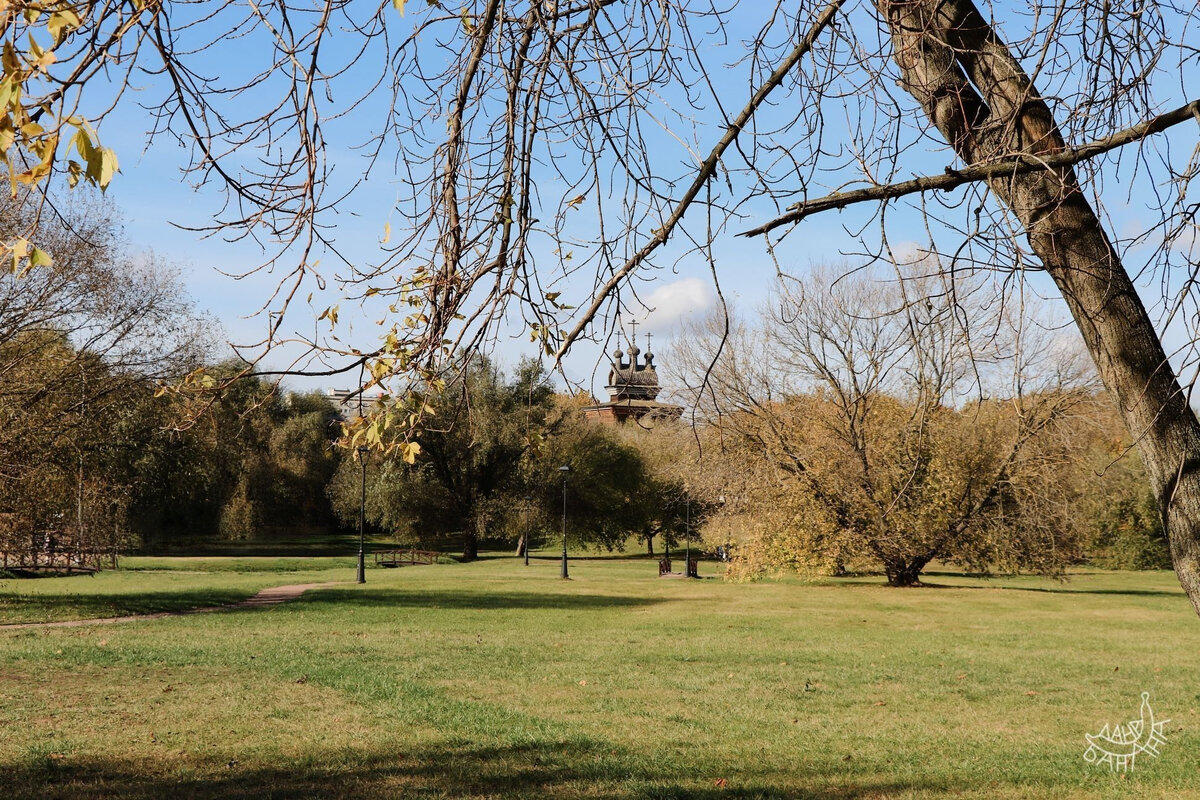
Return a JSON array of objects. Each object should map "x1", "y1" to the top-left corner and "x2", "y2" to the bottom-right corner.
[
  {"x1": 3, "y1": 738, "x2": 952, "y2": 800},
  {"x1": 915, "y1": 580, "x2": 1183, "y2": 598},
  {"x1": 0, "y1": 589, "x2": 260, "y2": 626},
  {"x1": 135, "y1": 533, "x2": 367, "y2": 558},
  {"x1": 523, "y1": 554, "x2": 692, "y2": 562},
  {"x1": 807, "y1": 569, "x2": 1185, "y2": 598},
  {"x1": 301, "y1": 587, "x2": 664, "y2": 612}
]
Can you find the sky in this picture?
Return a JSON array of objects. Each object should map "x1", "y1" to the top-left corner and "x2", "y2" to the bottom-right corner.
[{"x1": 78, "y1": 1, "x2": 1200, "y2": 401}]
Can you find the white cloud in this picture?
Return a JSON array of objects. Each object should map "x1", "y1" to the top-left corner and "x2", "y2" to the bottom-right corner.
[{"x1": 633, "y1": 277, "x2": 714, "y2": 334}]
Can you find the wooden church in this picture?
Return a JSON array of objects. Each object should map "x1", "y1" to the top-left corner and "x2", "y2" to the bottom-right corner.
[{"x1": 582, "y1": 336, "x2": 683, "y2": 425}]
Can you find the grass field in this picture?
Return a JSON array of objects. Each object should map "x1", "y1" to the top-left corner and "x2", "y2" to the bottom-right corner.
[{"x1": 2, "y1": 554, "x2": 1199, "y2": 798}]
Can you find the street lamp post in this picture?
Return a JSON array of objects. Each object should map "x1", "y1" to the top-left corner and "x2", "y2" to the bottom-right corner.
[
  {"x1": 523, "y1": 494, "x2": 532, "y2": 567},
  {"x1": 357, "y1": 445, "x2": 367, "y2": 584},
  {"x1": 718, "y1": 494, "x2": 728, "y2": 562},
  {"x1": 684, "y1": 486, "x2": 692, "y2": 578},
  {"x1": 559, "y1": 465, "x2": 571, "y2": 579}
]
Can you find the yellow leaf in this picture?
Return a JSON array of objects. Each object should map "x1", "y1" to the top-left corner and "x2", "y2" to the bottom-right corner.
[
  {"x1": 47, "y1": 10, "x2": 82, "y2": 44},
  {"x1": 33, "y1": 49, "x2": 57, "y2": 72},
  {"x1": 98, "y1": 147, "x2": 118, "y2": 189},
  {"x1": 2, "y1": 42, "x2": 19, "y2": 74},
  {"x1": 72, "y1": 128, "x2": 94, "y2": 161},
  {"x1": 29, "y1": 246, "x2": 52, "y2": 268},
  {"x1": 392, "y1": 0, "x2": 406, "y2": 13},
  {"x1": 381, "y1": 221, "x2": 391, "y2": 243}
]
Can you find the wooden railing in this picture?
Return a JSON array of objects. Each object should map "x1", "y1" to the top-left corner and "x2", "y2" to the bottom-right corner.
[
  {"x1": 374, "y1": 548, "x2": 442, "y2": 567},
  {"x1": 1, "y1": 548, "x2": 108, "y2": 574}
]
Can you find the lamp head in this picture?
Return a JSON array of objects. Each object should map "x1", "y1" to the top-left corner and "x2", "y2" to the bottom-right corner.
[{"x1": 559, "y1": 465, "x2": 571, "y2": 473}]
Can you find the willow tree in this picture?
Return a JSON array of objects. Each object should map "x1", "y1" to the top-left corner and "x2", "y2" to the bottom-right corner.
[{"x1": 3, "y1": 2, "x2": 1200, "y2": 611}]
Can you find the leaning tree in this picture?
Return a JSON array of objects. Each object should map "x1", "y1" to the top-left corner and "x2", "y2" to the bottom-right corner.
[{"x1": 3, "y1": 1, "x2": 1200, "y2": 612}]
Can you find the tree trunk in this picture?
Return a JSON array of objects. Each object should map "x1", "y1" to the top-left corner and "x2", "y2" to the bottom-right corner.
[
  {"x1": 878, "y1": 0, "x2": 1200, "y2": 616},
  {"x1": 884, "y1": 556, "x2": 930, "y2": 587},
  {"x1": 463, "y1": 531, "x2": 478, "y2": 561},
  {"x1": 515, "y1": 533, "x2": 527, "y2": 558},
  {"x1": 645, "y1": 534, "x2": 654, "y2": 556}
]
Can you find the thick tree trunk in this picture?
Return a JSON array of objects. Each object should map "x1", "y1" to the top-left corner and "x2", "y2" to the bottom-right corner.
[
  {"x1": 878, "y1": 0, "x2": 1200, "y2": 616},
  {"x1": 463, "y1": 531, "x2": 478, "y2": 561},
  {"x1": 515, "y1": 533, "x2": 527, "y2": 558},
  {"x1": 645, "y1": 534, "x2": 654, "y2": 556},
  {"x1": 884, "y1": 557, "x2": 929, "y2": 587}
]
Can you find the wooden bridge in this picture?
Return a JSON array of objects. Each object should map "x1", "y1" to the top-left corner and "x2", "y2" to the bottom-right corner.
[
  {"x1": 1, "y1": 548, "x2": 109, "y2": 576},
  {"x1": 373, "y1": 548, "x2": 443, "y2": 568}
]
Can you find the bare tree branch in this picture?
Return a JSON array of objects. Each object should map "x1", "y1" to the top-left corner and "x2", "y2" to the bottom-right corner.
[
  {"x1": 741, "y1": 99, "x2": 1200, "y2": 238},
  {"x1": 553, "y1": 0, "x2": 848, "y2": 364}
]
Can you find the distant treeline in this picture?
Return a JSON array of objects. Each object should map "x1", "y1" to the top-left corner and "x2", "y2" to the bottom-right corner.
[{"x1": 0, "y1": 192, "x2": 1168, "y2": 576}]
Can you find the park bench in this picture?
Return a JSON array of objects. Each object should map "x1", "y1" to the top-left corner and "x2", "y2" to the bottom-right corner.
[{"x1": 657, "y1": 555, "x2": 700, "y2": 578}]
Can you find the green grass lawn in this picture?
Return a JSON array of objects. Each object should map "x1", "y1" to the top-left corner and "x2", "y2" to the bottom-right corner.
[
  {"x1": 2, "y1": 555, "x2": 1199, "y2": 798},
  {"x1": 0, "y1": 557, "x2": 355, "y2": 624}
]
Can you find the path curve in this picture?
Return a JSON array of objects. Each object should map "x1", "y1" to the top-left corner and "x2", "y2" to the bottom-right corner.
[{"x1": 0, "y1": 581, "x2": 345, "y2": 631}]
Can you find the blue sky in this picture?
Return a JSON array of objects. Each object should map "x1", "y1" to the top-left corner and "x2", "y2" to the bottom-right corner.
[{"x1": 85, "y1": 1, "x2": 1200, "y2": 399}]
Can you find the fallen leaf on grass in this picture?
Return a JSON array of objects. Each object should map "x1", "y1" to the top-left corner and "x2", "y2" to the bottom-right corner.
[
  {"x1": 713, "y1": 778, "x2": 727, "y2": 788},
  {"x1": 873, "y1": 701, "x2": 887, "y2": 707},
  {"x1": 1025, "y1": 690, "x2": 1039, "y2": 696}
]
